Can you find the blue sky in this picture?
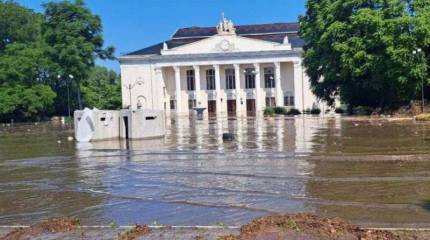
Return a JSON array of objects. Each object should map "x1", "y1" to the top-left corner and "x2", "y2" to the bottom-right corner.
[{"x1": 17, "y1": 0, "x2": 306, "y2": 72}]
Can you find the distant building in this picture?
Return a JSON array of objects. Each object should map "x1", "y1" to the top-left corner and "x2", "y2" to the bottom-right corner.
[{"x1": 119, "y1": 16, "x2": 325, "y2": 117}]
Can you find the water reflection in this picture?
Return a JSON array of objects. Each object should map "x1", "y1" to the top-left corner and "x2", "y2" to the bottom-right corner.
[{"x1": 1, "y1": 116, "x2": 430, "y2": 227}]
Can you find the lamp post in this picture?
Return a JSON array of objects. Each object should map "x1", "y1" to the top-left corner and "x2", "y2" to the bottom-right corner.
[
  {"x1": 124, "y1": 83, "x2": 135, "y2": 109},
  {"x1": 58, "y1": 74, "x2": 73, "y2": 120},
  {"x1": 413, "y1": 48, "x2": 426, "y2": 113},
  {"x1": 123, "y1": 77, "x2": 144, "y2": 109}
]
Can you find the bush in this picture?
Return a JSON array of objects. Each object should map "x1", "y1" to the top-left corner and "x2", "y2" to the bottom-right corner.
[
  {"x1": 354, "y1": 106, "x2": 373, "y2": 115},
  {"x1": 274, "y1": 107, "x2": 288, "y2": 115},
  {"x1": 287, "y1": 108, "x2": 301, "y2": 115},
  {"x1": 264, "y1": 107, "x2": 275, "y2": 116},
  {"x1": 335, "y1": 107, "x2": 345, "y2": 114},
  {"x1": 310, "y1": 108, "x2": 321, "y2": 115}
]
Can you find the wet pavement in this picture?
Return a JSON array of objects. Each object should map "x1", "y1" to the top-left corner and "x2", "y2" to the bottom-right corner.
[{"x1": 1, "y1": 116, "x2": 430, "y2": 228}]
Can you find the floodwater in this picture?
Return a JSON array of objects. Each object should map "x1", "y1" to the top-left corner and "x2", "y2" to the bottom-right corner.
[{"x1": 1, "y1": 116, "x2": 430, "y2": 228}]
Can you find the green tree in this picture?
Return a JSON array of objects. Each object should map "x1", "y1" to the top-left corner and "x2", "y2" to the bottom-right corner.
[
  {"x1": 0, "y1": 84, "x2": 56, "y2": 122},
  {"x1": 81, "y1": 66, "x2": 121, "y2": 110},
  {"x1": 300, "y1": 0, "x2": 430, "y2": 110},
  {"x1": 0, "y1": 0, "x2": 41, "y2": 51},
  {"x1": 42, "y1": 0, "x2": 115, "y2": 112},
  {"x1": 0, "y1": 1, "x2": 56, "y2": 122}
]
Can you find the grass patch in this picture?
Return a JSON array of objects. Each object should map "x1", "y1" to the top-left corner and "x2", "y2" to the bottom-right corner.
[{"x1": 276, "y1": 219, "x2": 301, "y2": 232}]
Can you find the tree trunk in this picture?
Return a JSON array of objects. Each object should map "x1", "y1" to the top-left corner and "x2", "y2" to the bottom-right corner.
[{"x1": 77, "y1": 81, "x2": 82, "y2": 110}]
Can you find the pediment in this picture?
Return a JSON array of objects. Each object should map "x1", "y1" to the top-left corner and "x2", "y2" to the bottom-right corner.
[{"x1": 161, "y1": 34, "x2": 291, "y2": 56}]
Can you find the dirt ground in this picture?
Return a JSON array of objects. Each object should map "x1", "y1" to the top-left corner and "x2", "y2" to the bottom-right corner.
[{"x1": 1, "y1": 214, "x2": 430, "y2": 240}]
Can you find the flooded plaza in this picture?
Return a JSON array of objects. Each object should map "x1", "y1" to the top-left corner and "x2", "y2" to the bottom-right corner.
[{"x1": 1, "y1": 116, "x2": 430, "y2": 228}]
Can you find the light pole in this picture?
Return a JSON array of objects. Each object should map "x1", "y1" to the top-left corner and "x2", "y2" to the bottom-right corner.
[
  {"x1": 123, "y1": 77, "x2": 144, "y2": 109},
  {"x1": 124, "y1": 83, "x2": 135, "y2": 109},
  {"x1": 58, "y1": 74, "x2": 73, "y2": 120},
  {"x1": 413, "y1": 48, "x2": 426, "y2": 113}
]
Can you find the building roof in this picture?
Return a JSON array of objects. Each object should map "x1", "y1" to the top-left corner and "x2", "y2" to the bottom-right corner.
[{"x1": 125, "y1": 22, "x2": 303, "y2": 56}]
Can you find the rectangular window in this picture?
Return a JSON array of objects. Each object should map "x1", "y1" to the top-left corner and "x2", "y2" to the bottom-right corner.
[
  {"x1": 186, "y1": 70, "x2": 195, "y2": 91},
  {"x1": 225, "y1": 68, "x2": 235, "y2": 89},
  {"x1": 264, "y1": 67, "x2": 275, "y2": 88},
  {"x1": 170, "y1": 100, "x2": 176, "y2": 110},
  {"x1": 163, "y1": 87, "x2": 166, "y2": 97},
  {"x1": 206, "y1": 69, "x2": 216, "y2": 90},
  {"x1": 284, "y1": 95, "x2": 295, "y2": 106},
  {"x1": 188, "y1": 99, "x2": 196, "y2": 109},
  {"x1": 245, "y1": 68, "x2": 255, "y2": 89},
  {"x1": 266, "y1": 97, "x2": 276, "y2": 107}
]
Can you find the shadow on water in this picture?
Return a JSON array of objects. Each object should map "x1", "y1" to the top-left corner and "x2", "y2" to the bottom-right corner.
[{"x1": 1, "y1": 116, "x2": 430, "y2": 227}]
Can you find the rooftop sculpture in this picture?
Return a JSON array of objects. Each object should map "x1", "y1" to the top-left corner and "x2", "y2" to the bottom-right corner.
[{"x1": 216, "y1": 13, "x2": 236, "y2": 35}]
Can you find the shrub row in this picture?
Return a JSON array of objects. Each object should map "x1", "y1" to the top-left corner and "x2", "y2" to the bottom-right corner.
[{"x1": 264, "y1": 107, "x2": 303, "y2": 116}]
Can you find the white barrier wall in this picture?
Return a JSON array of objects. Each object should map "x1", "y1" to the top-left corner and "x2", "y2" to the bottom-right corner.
[
  {"x1": 74, "y1": 110, "x2": 120, "y2": 141},
  {"x1": 120, "y1": 109, "x2": 165, "y2": 140}
]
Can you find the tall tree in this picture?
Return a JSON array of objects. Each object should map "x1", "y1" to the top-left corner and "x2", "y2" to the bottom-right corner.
[
  {"x1": 42, "y1": 0, "x2": 114, "y2": 112},
  {"x1": 0, "y1": 0, "x2": 41, "y2": 51},
  {"x1": 0, "y1": 1, "x2": 56, "y2": 122},
  {"x1": 300, "y1": 0, "x2": 430, "y2": 110}
]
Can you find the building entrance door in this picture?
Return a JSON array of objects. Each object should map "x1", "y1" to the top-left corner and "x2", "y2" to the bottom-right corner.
[
  {"x1": 227, "y1": 100, "x2": 236, "y2": 117},
  {"x1": 208, "y1": 100, "x2": 216, "y2": 117},
  {"x1": 246, "y1": 99, "x2": 256, "y2": 116}
]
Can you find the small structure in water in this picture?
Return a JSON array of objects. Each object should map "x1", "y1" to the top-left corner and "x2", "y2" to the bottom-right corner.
[
  {"x1": 120, "y1": 109, "x2": 165, "y2": 140},
  {"x1": 74, "y1": 108, "x2": 165, "y2": 142},
  {"x1": 193, "y1": 107, "x2": 206, "y2": 120},
  {"x1": 74, "y1": 108, "x2": 120, "y2": 142},
  {"x1": 222, "y1": 133, "x2": 235, "y2": 141}
]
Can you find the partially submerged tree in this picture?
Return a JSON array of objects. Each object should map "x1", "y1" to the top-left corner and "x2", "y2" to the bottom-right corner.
[{"x1": 300, "y1": 0, "x2": 430, "y2": 110}]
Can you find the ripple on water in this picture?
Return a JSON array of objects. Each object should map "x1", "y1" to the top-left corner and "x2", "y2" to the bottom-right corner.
[{"x1": 1, "y1": 116, "x2": 430, "y2": 227}]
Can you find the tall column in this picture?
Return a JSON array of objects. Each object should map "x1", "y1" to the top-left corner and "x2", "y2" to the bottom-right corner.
[
  {"x1": 193, "y1": 65, "x2": 201, "y2": 106},
  {"x1": 274, "y1": 62, "x2": 283, "y2": 107},
  {"x1": 234, "y1": 64, "x2": 241, "y2": 115},
  {"x1": 154, "y1": 67, "x2": 163, "y2": 111},
  {"x1": 293, "y1": 61, "x2": 304, "y2": 112},
  {"x1": 173, "y1": 66, "x2": 182, "y2": 113},
  {"x1": 213, "y1": 64, "x2": 222, "y2": 114},
  {"x1": 254, "y1": 63, "x2": 262, "y2": 113}
]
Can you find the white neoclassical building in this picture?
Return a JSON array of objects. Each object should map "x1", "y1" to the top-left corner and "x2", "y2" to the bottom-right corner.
[{"x1": 119, "y1": 17, "x2": 324, "y2": 117}]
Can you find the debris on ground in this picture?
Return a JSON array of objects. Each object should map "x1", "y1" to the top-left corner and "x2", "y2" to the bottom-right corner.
[
  {"x1": 415, "y1": 113, "x2": 430, "y2": 121},
  {"x1": 118, "y1": 224, "x2": 151, "y2": 240},
  {"x1": 218, "y1": 213, "x2": 401, "y2": 240},
  {"x1": 1, "y1": 214, "x2": 429, "y2": 240},
  {"x1": 1, "y1": 217, "x2": 79, "y2": 240}
]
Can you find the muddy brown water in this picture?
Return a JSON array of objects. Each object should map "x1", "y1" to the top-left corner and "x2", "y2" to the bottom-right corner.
[{"x1": 1, "y1": 116, "x2": 430, "y2": 228}]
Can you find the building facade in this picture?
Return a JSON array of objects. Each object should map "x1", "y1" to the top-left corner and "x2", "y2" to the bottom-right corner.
[{"x1": 119, "y1": 17, "x2": 324, "y2": 117}]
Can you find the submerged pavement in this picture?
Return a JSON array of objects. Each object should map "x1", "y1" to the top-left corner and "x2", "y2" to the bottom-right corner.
[{"x1": 1, "y1": 116, "x2": 430, "y2": 228}]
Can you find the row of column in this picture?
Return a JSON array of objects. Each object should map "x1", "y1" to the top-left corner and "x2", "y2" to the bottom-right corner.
[{"x1": 171, "y1": 62, "x2": 302, "y2": 114}]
